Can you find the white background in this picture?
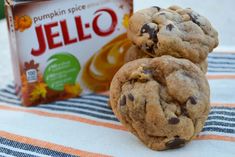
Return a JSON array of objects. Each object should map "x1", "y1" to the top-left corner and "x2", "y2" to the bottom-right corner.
[
  {"x1": 1, "y1": 0, "x2": 235, "y2": 88},
  {"x1": 134, "y1": 0, "x2": 235, "y2": 49}
]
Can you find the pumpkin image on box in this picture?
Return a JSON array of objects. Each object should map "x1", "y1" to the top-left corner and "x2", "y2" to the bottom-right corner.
[{"x1": 14, "y1": 15, "x2": 32, "y2": 32}]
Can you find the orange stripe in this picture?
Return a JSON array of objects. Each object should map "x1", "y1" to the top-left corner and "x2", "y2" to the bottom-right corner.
[
  {"x1": 207, "y1": 75, "x2": 235, "y2": 80},
  {"x1": 0, "y1": 105, "x2": 127, "y2": 131},
  {"x1": 0, "y1": 130, "x2": 110, "y2": 157},
  {"x1": 98, "y1": 91, "x2": 109, "y2": 96},
  {"x1": 196, "y1": 135, "x2": 235, "y2": 142},
  {"x1": 211, "y1": 103, "x2": 235, "y2": 108}
]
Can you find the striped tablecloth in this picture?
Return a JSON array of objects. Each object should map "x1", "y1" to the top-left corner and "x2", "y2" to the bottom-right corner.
[{"x1": 0, "y1": 52, "x2": 234, "y2": 157}]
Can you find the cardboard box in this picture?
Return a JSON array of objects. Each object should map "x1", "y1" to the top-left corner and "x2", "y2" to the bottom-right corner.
[{"x1": 5, "y1": 0, "x2": 133, "y2": 106}]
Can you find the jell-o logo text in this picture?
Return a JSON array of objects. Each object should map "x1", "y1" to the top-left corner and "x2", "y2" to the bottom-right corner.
[{"x1": 31, "y1": 8, "x2": 118, "y2": 56}]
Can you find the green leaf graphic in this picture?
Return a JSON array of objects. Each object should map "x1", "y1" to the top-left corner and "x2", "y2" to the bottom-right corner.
[{"x1": 44, "y1": 53, "x2": 81, "y2": 91}]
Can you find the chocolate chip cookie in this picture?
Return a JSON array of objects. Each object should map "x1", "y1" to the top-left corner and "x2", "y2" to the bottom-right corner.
[
  {"x1": 110, "y1": 56, "x2": 210, "y2": 150},
  {"x1": 128, "y1": 5, "x2": 219, "y2": 64},
  {"x1": 124, "y1": 45, "x2": 151, "y2": 63},
  {"x1": 125, "y1": 45, "x2": 208, "y2": 73}
]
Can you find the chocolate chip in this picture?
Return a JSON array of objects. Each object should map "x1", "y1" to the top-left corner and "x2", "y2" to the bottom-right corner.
[
  {"x1": 166, "y1": 24, "x2": 174, "y2": 31},
  {"x1": 143, "y1": 69, "x2": 153, "y2": 75},
  {"x1": 129, "y1": 78, "x2": 138, "y2": 84},
  {"x1": 182, "y1": 72, "x2": 193, "y2": 79},
  {"x1": 128, "y1": 93, "x2": 134, "y2": 101},
  {"x1": 140, "y1": 23, "x2": 158, "y2": 41},
  {"x1": 181, "y1": 106, "x2": 189, "y2": 117},
  {"x1": 188, "y1": 96, "x2": 197, "y2": 105},
  {"x1": 145, "y1": 44, "x2": 155, "y2": 54},
  {"x1": 142, "y1": 99, "x2": 147, "y2": 106},
  {"x1": 159, "y1": 12, "x2": 166, "y2": 16},
  {"x1": 166, "y1": 138, "x2": 186, "y2": 149},
  {"x1": 168, "y1": 117, "x2": 180, "y2": 124},
  {"x1": 152, "y1": 6, "x2": 161, "y2": 11},
  {"x1": 119, "y1": 95, "x2": 126, "y2": 106},
  {"x1": 188, "y1": 13, "x2": 201, "y2": 26}
]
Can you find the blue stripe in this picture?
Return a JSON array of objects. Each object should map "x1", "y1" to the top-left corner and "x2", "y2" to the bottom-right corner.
[
  {"x1": 0, "y1": 137, "x2": 77, "y2": 157},
  {"x1": 59, "y1": 99, "x2": 110, "y2": 110},
  {"x1": 78, "y1": 96, "x2": 108, "y2": 103},
  {"x1": 6, "y1": 84, "x2": 15, "y2": 89},
  {"x1": 0, "y1": 90, "x2": 111, "y2": 111},
  {"x1": 37, "y1": 106, "x2": 118, "y2": 122},
  {"x1": 208, "y1": 56, "x2": 235, "y2": 60},
  {"x1": 208, "y1": 65, "x2": 235, "y2": 70},
  {"x1": 0, "y1": 93, "x2": 20, "y2": 101},
  {"x1": 212, "y1": 107, "x2": 235, "y2": 111},
  {"x1": 208, "y1": 61, "x2": 235, "y2": 65},
  {"x1": 0, "y1": 97, "x2": 118, "y2": 122},
  {"x1": 85, "y1": 94, "x2": 109, "y2": 99},
  {"x1": 48, "y1": 102, "x2": 113, "y2": 115},
  {"x1": 0, "y1": 94, "x2": 114, "y2": 117},
  {"x1": 0, "y1": 146, "x2": 38, "y2": 157},
  {"x1": 0, "y1": 89, "x2": 110, "y2": 110},
  {"x1": 0, "y1": 98, "x2": 19, "y2": 106},
  {"x1": 207, "y1": 116, "x2": 235, "y2": 122},
  {"x1": 205, "y1": 121, "x2": 235, "y2": 128},
  {"x1": 210, "y1": 110, "x2": 235, "y2": 116},
  {"x1": 0, "y1": 89, "x2": 16, "y2": 95},
  {"x1": 202, "y1": 127, "x2": 235, "y2": 134},
  {"x1": 208, "y1": 70, "x2": 235, "y2": 73}
]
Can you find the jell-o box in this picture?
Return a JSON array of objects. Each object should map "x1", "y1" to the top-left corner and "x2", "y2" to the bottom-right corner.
[{"x1": 5, "y1": 0, "x2": 133, "y2": 106}]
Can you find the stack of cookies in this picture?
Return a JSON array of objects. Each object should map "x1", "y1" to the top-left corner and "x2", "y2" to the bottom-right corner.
[{"x1": 109, "y1": 6, "x2": 219, "y2": 151}]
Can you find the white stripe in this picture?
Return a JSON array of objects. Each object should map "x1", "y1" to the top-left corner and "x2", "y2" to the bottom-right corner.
[
  {"x1": 208, "y1": 57, "x2": 235, "y2": 62},
  {"x1": 3, "y1": 87, "x2": 16, "y2": 94},
  {"x1": 0, "y1": 91, "x2": 112, "y2": 113},
  {"x1": 208, "y1": 114, "x2": 235, "y2": 119},
  {"x1": 203, "y1": 125, "x2": 235, "y2": 131},
  {"x1": 209, "y1": 53, "x2": 235, "y2": 58},
  {"x1": 0, "y1": 96, "x2": 117, "y2": 122},
  {"x1": 214, "y1": 46, "x2": 235, "y2": 53},
  {"x1": 0, "y1": 94, "x2": 114, "y2": 118},
  {"x1": 206, "y1": 119, "x2": 235, "y2": 125},
  {"x1": 212, "y1": 107, "x2": 235, "y2": 112},
  {"x1": 207, "y1": 72, "x2": 235, "y2": 75},
  {"x1": 0, "y1": 94, "x2": 112, "y2": 115},
  {"x1": 205, "y1": 123, "x2": 235, "y2": 129},
  {"x1": 208, "y1": 63, "x2": 235, "y2": 69},
  {"x1": 61, "y1": 99, "x2": 110, "y2": 110},
  {"x1": 0, "y1": 102, "x2": 120, "y2": 125},
  {"x1": 210, "y1": 110, "x2": 235, "y2": 115},
  {"x1": 0, "y1": 152, "x2": 14, "y2": 157},
  {"x1": 34, "y1": 106, "x2": 120, "y2": 125},
  {"x1": 0, "y1": 95, "x2": 20, "y2": 104},
  {"x1": 0, "y1": 91, "x2": 19, "y2": 99},
  {"x1": 199, "y1": 131, "x2": 235, "y2": 138},
  {"x1": 43, "y1": 103, "x2": 116, "y2": 118},
  {"x1": 80, "y1": 95, "x2": 109, "y2": 101},
  {"x1": 208, "y1": 68, "x2": 235, "y2": 73},
  {"x1": 209, "y1": 80, "x2": 235, "y2": 103},
  {"x1": 49, "y1": 101, "x2": 112, "y2": 112},
  {"x1": 0, "y1": 143, "x2": 49, "y2": 157}
]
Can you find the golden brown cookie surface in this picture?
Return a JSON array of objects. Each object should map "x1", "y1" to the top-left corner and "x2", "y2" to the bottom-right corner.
[
  {"x1": 128, "y1": 6, "x2": 219, "y2": 63},
  {"x1": 110, "y1": 56, "x2": 210, "y2": 150}
]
